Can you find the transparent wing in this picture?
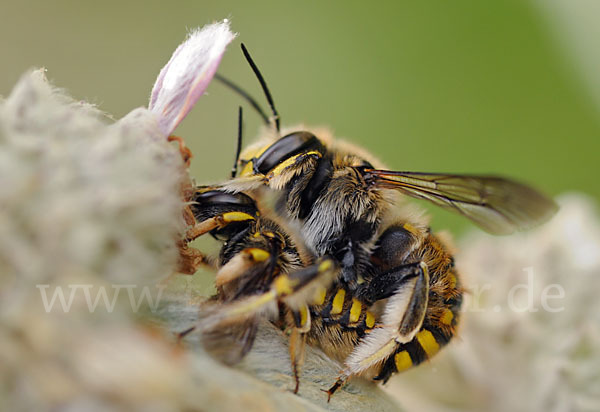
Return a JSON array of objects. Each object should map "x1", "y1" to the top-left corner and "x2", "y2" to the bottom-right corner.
[
  {"x1": 364, "y1": 170, "x2": 558, "y2": 235},
  {"x1": 199, "y1": 316, "x2": 259, "y2": 366}
]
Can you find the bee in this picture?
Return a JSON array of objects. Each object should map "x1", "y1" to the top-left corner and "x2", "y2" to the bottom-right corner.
[{"x1": 177, "y1": 43, "x2": 558, "y2": 400}]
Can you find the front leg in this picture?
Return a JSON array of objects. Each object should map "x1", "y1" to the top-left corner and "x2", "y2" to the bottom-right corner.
[
  {"x1": 331, "y1": 219, "x2": 378, "y2": 289},
  {"x1": 176, "y1": 242, "x2": 215, "y2": 275},
  {"x1": 176, "y1": 188, "x2": 259, "y2": 274}
]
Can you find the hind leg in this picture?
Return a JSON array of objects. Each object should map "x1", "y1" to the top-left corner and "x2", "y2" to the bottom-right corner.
[
  {"x1": 325, "y1": 261, "x2": 430, "y2": 400},
  {"x1": 287, "y1": 304, "x2": 311, "y2": 393}
]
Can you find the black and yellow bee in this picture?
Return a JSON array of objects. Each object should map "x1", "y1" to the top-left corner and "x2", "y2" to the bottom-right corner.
[{"x1": 177, "y1": 44, "x2": 558, "y2": 400}]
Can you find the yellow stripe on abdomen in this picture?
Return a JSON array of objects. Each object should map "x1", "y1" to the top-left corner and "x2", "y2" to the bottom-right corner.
[
  {"x1": 349, "y1": 298, "x2": 362, "y2": 323},
  {"x1": 440, "y1": 309, "x2": 454, "y2": 326},
  {"x1": 394, "y1": 351, "x2": 413, "y2": 372},
  {"x1": 416, "y1": 329, "x2": 440, "y2": 358},
  {"x1": 365, "y1": 311, "x2": 375, "y2": 329},
  {"x1": 330, "y1": 289, "x2": 346, "y2": 315}
]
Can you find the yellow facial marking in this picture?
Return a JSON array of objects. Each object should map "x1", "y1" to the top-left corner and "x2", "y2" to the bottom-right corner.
[
  {"x1": 330, "y1": 289, "x2": 346, "y2": 315},
  {"x1": 349, "y1": 298, "x2": 362, "y2": 323},
  {"x1": 312, "y1": 286, "x2": 327, "y2": 305},
  {"x1": 239, "y1": 145, "x2": 271, "y2": 176},
  {"x1": 239, "y1": 161, "x2": 254, "y2": 177},
  {"x1": 243, "y1": 143, "x2": 271, "y2": 162},
  {"x1": 440, "y1": 309, "x2": 454, "y2": 325},
  {"x1": 416, "y1": 329, "x2": 440, "y2": 358},
  {"x1": 267, "y1": 156, "x2": 298, "y2": 177},
  {"x1": 394, "y1": 351, "x2": 413, "y2": 372},
  {"x1": 246, "y1": 248, "x2": 270, "y2": 262},
  {"x1": 195, "y1": 187, "x2": 215, "y2": 194},
  {"x1": 273, "y1": 275, "x2": 297, "y2": 296},
  {"x1": 222, "y1": 211, "x2": 255, "y2": 223},
  {"x1": 266, "y1": 150, "x2": 321, "y2": 178},
  {"x1": 365, "y1": 311, "x2": 376, "y2": 329}
]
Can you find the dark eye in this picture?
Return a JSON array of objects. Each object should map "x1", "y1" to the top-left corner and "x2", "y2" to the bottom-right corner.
[
  {"x1": 194, "y1": 190, "x2": 256, "y2": 207},
  {"x1": 254, "y1": 131, "x2": 323, "y2": 174}
]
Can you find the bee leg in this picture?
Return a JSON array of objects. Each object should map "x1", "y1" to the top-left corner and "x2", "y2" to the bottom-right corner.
[
  {"x1": 176, "y1": 243, "x2": 215, "y2": 275},
  {"x1": 289, "y1": 327, "x2": 305, "y2": 394},
  {"x1": 323, "y1": 379, "x2": 344, "y2": 402},
  {"x1": 288, "y1": 304, "x2": 311, "y2": 394},
  {"x1": 360, "y1": 261, "x2": 426, "y2": 303},
  {"x1": 280, "y1": 259, "x2": 336, "y2": 394},
  {"x1": 168, "y1": 135, "x2": 193, "y2": 167},
  {"x1": 176, "y1": 216, "x2": 224, "y2": 274},
  {"x1": 278, "y1": 257, "x2": 338, "y2": 311},
  {"x1": 177, "y1": 211, "x2": 256, "y2": 274},
  {"x1": 198, "y1": 257, "x2": 337, "y2": 331},
  {"x1": 215, "y1": 247, "x2": 271, "y2": 287},
  {"x1": 326, "y1": 262, "x2": 429, "y2": 400},
  {"x1": 184, "y1": 211, "x2": 255, "y2": 243},
  {"x1": 176, "y1": 325, "x2": 197, "y2": 341}
]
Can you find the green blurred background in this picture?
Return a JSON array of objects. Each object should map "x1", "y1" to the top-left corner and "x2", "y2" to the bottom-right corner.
[{"x1": 2, "y1": 0, "x2": 599, "y2": 235}]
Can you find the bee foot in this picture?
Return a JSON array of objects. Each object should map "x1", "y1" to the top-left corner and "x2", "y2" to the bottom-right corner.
[{"x1": 322, "y1": 378, "x2": 345, "y2": 402}]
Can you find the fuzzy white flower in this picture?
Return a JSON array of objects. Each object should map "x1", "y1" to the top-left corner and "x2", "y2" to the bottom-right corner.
[
  {"x1": 0, "y1": 21, "x2": 399, "y2": 412},
  {"x1": 0, "y1": 21, "x2": 241, "y2": 411}
]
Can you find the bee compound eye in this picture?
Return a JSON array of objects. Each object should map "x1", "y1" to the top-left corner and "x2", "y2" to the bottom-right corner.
[
  {"x1": 194, "y1": 190, "x2": 256, "y2": 207},
  {"x1": 254, "y1": 131, "x2": 323, "y2": 174}
]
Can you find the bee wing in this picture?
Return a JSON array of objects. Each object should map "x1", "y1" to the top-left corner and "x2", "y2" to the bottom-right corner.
[
  {"x1": 200, "y1": 316, "x2": 259, "y2": 366},
  {"x1": 365, "y1": 169, "x2": 558, "y2": 235}
]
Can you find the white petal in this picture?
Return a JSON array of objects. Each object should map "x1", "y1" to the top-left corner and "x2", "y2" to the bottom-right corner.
[{"x1": 149, "y1": 20, "x2": 236, "y2": 136}]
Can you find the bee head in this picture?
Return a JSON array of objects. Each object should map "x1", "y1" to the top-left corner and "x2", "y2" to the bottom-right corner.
[{"x1": 253, "y1": 131, "x2": 324, "y2": 175}]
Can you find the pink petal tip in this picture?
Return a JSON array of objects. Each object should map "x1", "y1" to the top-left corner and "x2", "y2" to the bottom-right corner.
[{"x1": 149, "y1": 20, "x2": 236, "y2": 136}]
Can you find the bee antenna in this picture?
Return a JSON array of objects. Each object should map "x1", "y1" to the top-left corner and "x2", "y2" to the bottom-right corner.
[
  {"x1": 214, "y1": 73, "x2": 270, "y2": 126},
  {"x1": 241, "y1": 43, "x2": 280, "y2": 132},
  {"x1": 231, "y1": 106, "x2": 243, "y2": 179}
]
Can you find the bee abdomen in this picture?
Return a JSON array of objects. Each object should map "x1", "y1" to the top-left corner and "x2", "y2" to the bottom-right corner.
[
  {"x1": 314, "y1": 287, "x2": 376, "y2": 334},
  {"x1": 374, "y1": 305, "x2": 461, "y2": 383}
]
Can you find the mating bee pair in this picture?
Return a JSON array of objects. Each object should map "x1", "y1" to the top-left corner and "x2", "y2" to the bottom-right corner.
[{"x1": 176, "y1": 44, "x2": 557, "y2": 399}]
